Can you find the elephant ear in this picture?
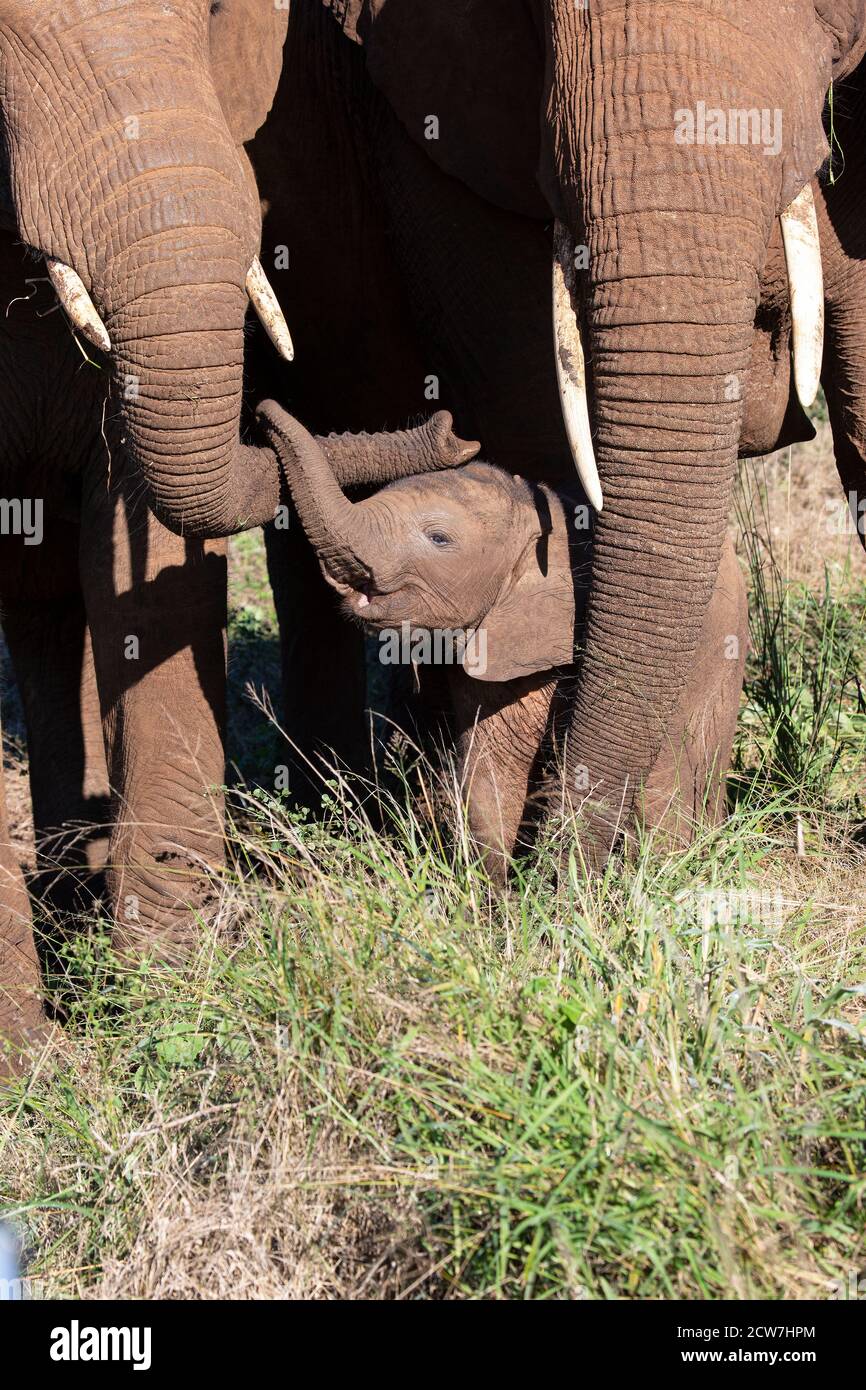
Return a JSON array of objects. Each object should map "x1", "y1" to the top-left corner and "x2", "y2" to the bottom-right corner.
[
  {"x1": 814, "y1": 0, "x2": 866, "y2": 81},
  {"x1": 324, "y1": 0, "x2": 368, "y2": 43},
  {"x1": 467, "y1": 492, "x2": 579, "y2": 684},
  {"x1": 322, "y1": 0, "x2": 546, "y2": 218},
  {"x1": 210, "y1": 0, "x2": 289, "y2": 145}
]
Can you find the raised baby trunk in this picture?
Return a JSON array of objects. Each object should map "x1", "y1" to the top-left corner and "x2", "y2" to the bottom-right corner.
[{"x1": 258, "y1": 401, "x2": 479, "y2": 588}]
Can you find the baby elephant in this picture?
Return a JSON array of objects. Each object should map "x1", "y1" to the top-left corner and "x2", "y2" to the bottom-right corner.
[{"x1": 261, "y1": 405, "x2": 748, "y2": 875}]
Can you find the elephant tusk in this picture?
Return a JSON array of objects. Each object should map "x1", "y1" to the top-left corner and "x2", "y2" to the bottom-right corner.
[
  {"x1": 246, "y1": 257, "x2": 294, "y2": 362},
  {"x1": 45, "y1": 257, "x2": 111, "y2": 353},
  {"x1": 552, "y1": 220, "x2": 603, "y2": 513},
  {"x1": 780, "y1": 184, "x2": 824, "y2": 411}
]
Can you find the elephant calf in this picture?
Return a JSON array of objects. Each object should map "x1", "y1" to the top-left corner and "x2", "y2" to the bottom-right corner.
[{"x1": 262, "y1": 405, "x2": 749, "y2": 876}]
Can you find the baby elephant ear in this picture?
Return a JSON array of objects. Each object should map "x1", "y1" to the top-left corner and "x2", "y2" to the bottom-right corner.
[{"x1": 465, "y1": 523, "x2": 577, "y2": 684}]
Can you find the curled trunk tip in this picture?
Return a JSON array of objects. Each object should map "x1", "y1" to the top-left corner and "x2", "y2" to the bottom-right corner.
[
  {"x1": 317, "y1": 409, "x2": 480, "y2": 487},
  {"x1": 257, "y1": 400, "x2": 376, "y2": 587}
]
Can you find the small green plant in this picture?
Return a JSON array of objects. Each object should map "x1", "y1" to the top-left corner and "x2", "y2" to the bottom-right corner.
[{"x1": 735, "y1": 479, "x2": 866, "y2": 817}]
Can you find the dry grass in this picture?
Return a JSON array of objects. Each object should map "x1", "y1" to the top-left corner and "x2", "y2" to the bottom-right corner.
[{"x1": 736, "y1": 421, "x2": 862, "y2": 589}]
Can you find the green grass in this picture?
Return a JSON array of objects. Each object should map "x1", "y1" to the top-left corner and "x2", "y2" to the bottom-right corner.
[
  {"x1": 735, "y1": 483, "x2": 866, "y2": 818},
  {"x1": 2, "y1": 476, "x2": 866, "y2": 1301}
]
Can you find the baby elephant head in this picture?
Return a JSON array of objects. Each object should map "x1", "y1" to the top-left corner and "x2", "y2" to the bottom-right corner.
[{"x1": 260, "y1": 402, "x2": 586, "y2": 683}]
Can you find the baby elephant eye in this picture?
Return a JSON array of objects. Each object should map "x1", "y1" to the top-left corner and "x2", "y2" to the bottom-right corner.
[{"x1": 425, "y1": 530, "x2": 454, "y2": 548}]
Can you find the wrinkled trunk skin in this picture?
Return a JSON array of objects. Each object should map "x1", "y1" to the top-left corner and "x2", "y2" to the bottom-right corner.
[
  {"x1": 258, "y1": 403, "x2": 384, "y2": 586},
  {"x1": 541, "y1": 0, "x2": 824, "y2": 861},
  {"x1": 1, "y1": 2, "x2": 278, "y2": 538}
]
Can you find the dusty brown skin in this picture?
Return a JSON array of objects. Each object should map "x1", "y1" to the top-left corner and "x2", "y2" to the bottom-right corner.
[
  {"x1": 0, "y1": 0, "x2": 476, "y2": 1071},
  {"x1": 0, "y1": 0, "x2": 292, "y2": 1070},
  {"x1": 261, "y1": 405, "x2": 748, "y2": 877},
  {"x1": 444, "y1": 538, "x2": 747, "y2": 881},
  {"x1": 252, "y1": 1, "x2": 865, "y2": 858}
]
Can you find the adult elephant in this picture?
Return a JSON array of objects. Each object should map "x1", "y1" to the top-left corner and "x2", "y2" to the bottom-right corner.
[
  {"x1": 0, "y1": 0, "x2": 472, "y2": 1070},
  {"x1": 0, "y1": 0, "x2": 292, "y2": 1069},
  {"x1": 250, "y1": 0, "x2": 866, "y2": 860}
]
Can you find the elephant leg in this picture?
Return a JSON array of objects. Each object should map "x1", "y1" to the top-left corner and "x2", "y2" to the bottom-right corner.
[
  {"x1": 450, "y1": 671, "x2": 557, "y2": 883},
  {"x1": 80, "y1": 463, "x2": 227, "y2": 964},
  {"x1": 264, "y1": 521, "x2": 368, "y2": 808},
  {"x1": 2, "y1": 588, "x2": 110, "y2": 919},
  {"x1": 0, "y1": 698, "x2": 45, "y2": 1075},
  {"x1": 252, "y1": 4, "x2": 427, "y2": 803}
]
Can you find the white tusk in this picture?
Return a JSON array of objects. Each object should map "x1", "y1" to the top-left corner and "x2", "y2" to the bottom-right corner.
[
  {"x1": 780, "y1": 184, "x2": 824, "y2": 411},
  {"x1": 552, "y1": 219, "x2": 602, "y2": 513},
  {"x1": 45, "y1": 257, "x2": 111, "y2": 353},
  {"x1": 246, "y1": 257, "x2": 294, "y2": 362}
]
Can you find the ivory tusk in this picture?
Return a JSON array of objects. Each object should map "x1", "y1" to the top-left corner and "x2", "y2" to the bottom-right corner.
[
  {"x1": 780, "y1": 184, "x2": 824, "y2": 411},
  {"x1": 552, "y1": 219, "x2": 602, "y2": 513},
  {"x1": 45, "y1": 257, "x2": 111, "y2": 353},
  {"x1": 246, "y1": 257, "x2": 294, "y2": 362}
]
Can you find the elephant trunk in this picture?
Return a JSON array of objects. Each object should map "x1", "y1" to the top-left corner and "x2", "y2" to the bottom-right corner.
[
  {"x1": 544, "y1": 0, "x2": 793, "y2": 858},
  {"x1": 2, "y1": 2, "x2": 286, "y2": 539},
  {"x1": 562, "y1": 283, "x2": 751, "y2": 855},
  {"x1": 107, "y1": 237, "x2": 281, "y2": 538},
  {"x1": 258, "y1": 400, "x2": 480, "y2": 582},
  {"x1": 258, "y1": 405, "x2": 385, "y2": 588},
  {"x1": 317, "y1": 412, "x2": 480, "y2": 487},
  {"x1": 819, "y1": 59, "x2": 866, "y2": 543}
]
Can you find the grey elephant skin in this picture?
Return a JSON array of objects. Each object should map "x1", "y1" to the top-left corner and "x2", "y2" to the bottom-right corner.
[
  {"x1": 261, "y1": 405, "x2": 748, "y2": 878},
  {"x1": 248, "y1": 1, "x2": 866, "y2": 857}
]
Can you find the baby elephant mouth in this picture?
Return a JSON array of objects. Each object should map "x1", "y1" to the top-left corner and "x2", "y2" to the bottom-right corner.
[
  {"x1": 329, "y1": 578, "x2": 369, "y2": 608},
  {"x1": 325, "y1": 566, "x2": 429, "y2": 630},
  {"x1": 345, "y1": 587, "x2": 376, "y2": 619},
  {"x1": 328, "y1": 576, "x2": 391, "y2": 625}
]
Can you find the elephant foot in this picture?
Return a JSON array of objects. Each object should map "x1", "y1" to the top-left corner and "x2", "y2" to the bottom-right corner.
[{"x1": 108, "y1": 845, "x2": 221, "y2": 971}]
